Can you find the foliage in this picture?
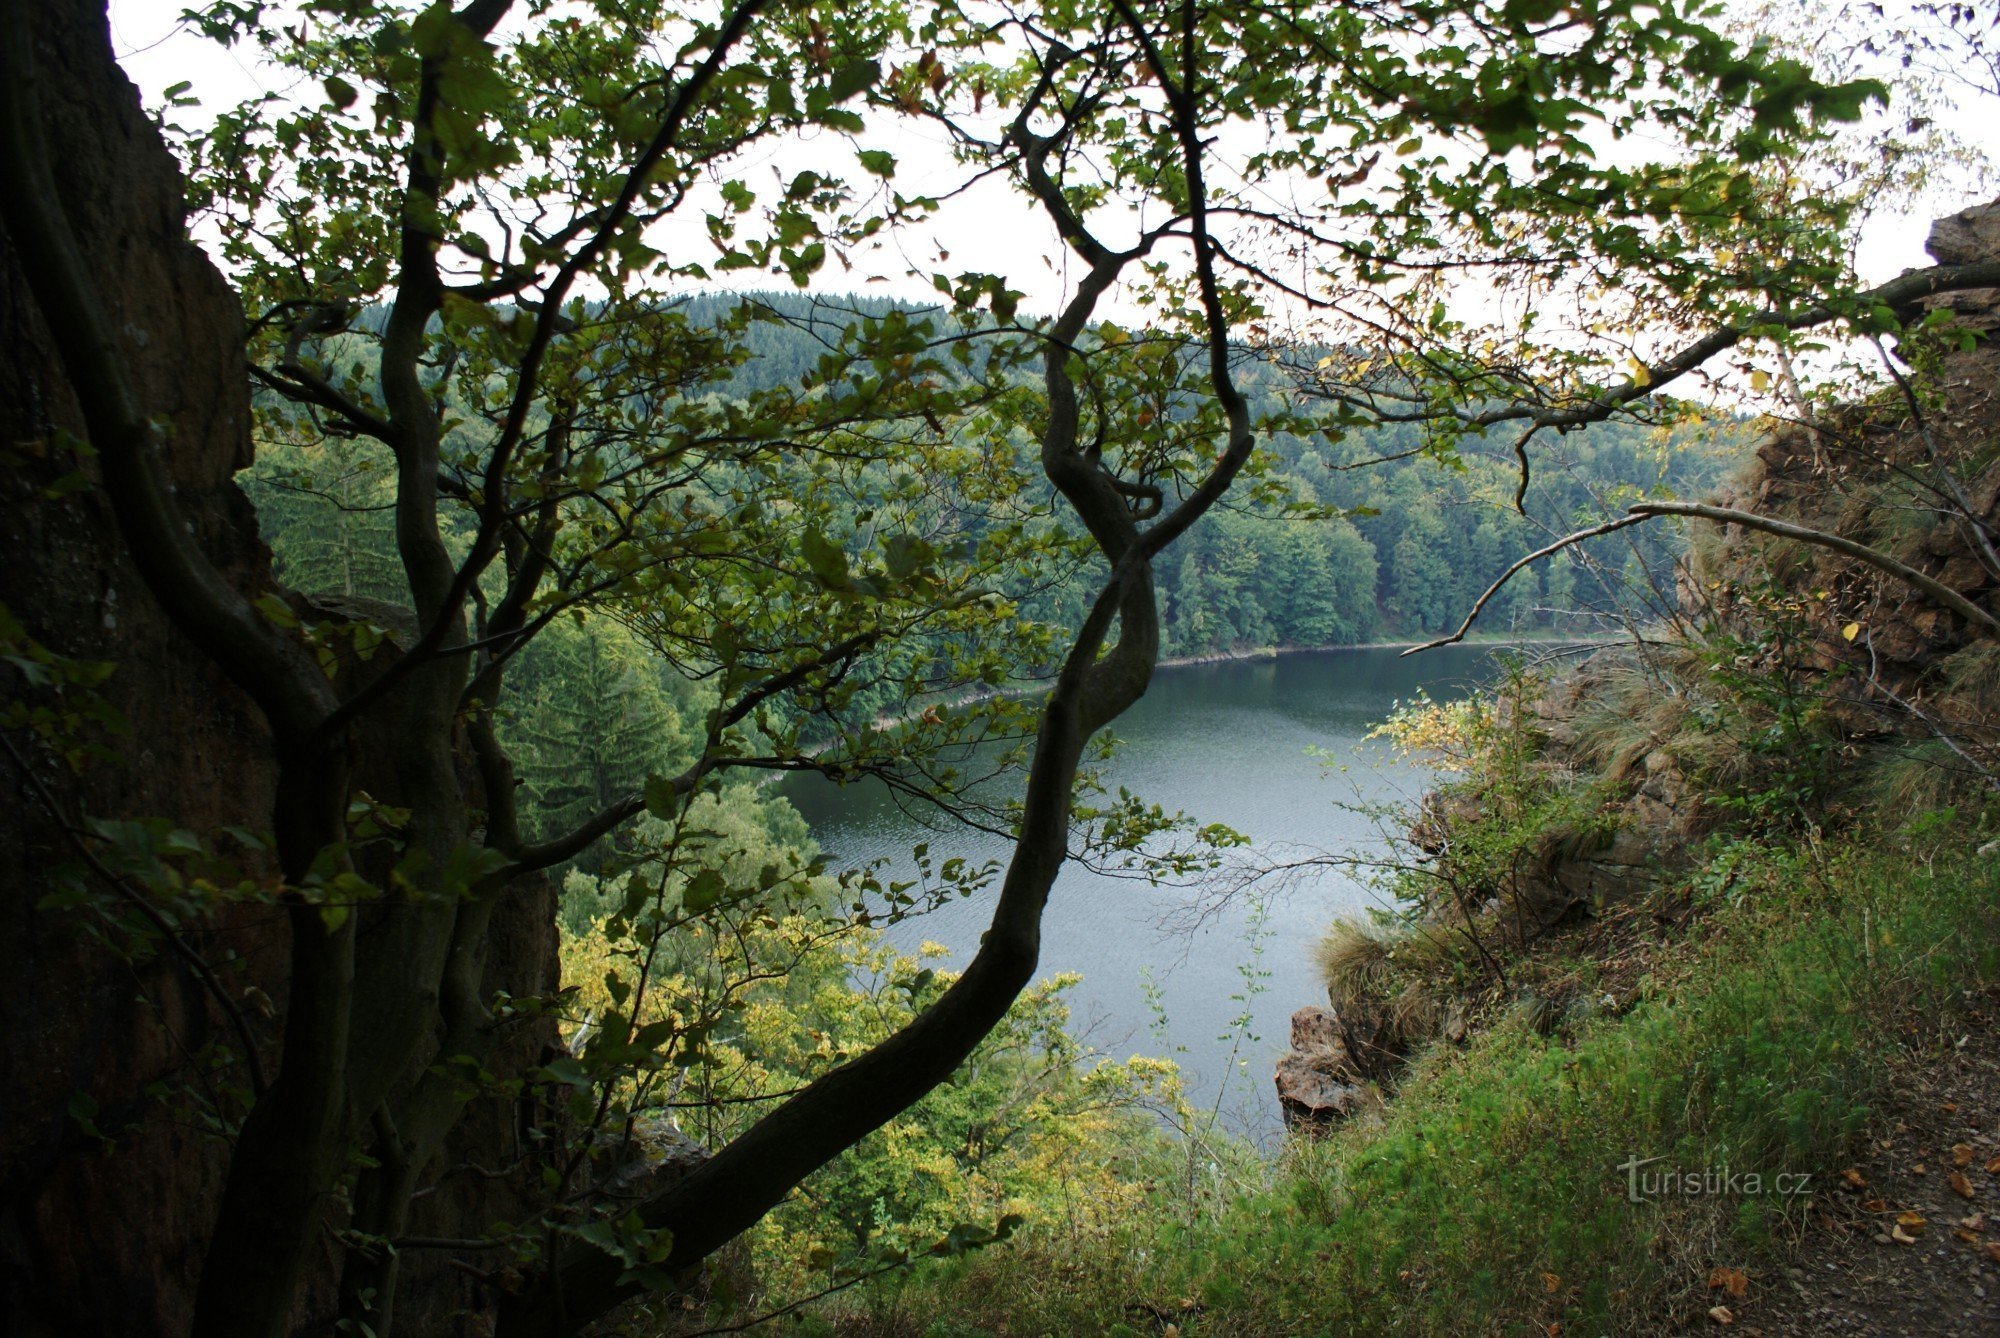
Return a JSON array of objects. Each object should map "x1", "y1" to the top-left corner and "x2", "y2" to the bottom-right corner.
[
  {"x1": 554, "y1": 852, "x2": 1183, "y2": 1313},
  {"x1": 1367, "y1": 688, "x2": 1498, "y2": 775},
  {"x1": 847, "y1": 819, "x2": 2000, "y2": 1335},
  {"x1": 2, "y1": 0, "x2": 1948, "y2": 1330}
]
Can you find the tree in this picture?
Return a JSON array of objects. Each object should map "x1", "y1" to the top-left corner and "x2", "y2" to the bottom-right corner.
[{"x1": 1, "y1": 1, "x2": 1957, "y2": 1335}]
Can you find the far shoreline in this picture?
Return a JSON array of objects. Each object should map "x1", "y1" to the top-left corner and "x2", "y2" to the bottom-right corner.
[{"x1": 1153, "y1": 631, "x2": 1621, "y2": 670}]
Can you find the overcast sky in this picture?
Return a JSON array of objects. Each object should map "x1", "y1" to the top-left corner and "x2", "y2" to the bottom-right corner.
[{"x1": 106, "y1": 2, "x2": 1989, "y2": 348}]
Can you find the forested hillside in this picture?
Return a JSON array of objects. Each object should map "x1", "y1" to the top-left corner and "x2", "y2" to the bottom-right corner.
[
  {"x1": 239, "y1": 295, "x2": 1725, "y2": 879},
  {"x1": 247, "y1": 291, "x2": 1727, "y2": 660},
  {"x1": 5, "y1": 2, "x2": 1994, "y2": 1337}
]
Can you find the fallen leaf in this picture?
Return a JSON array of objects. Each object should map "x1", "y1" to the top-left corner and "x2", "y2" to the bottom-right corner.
[
  {"x1": 1911, "y1": 1163, "x2": 1928, "y2": 1177},
  {"x1": 1958, "y1": 1229, "x2": 1981, "y2": 1243},
  {"x1": 1863, "y1": 1198, "x2": 1889, "y2": 1213},
  {"x1": 1891, "y1": 1225, "x2": 1919, "y2": 1245},
  {"x1": 1546, "y1": 1325, "x2": 1561, "y2": 1337},
  {"x1": 1897, "y1": 1211, "x2": 1927, "y2": 1231},
  {"x1": 1987, "y1": 1155, "x2": 2000, "y2": 1174},
  {"x1": 1964, "y1": 1213, "x2": 1989, "y2": 1231},
  {"x1": 1943, "y1": 1102, "x2": 1959, "y2": 1114},
  {"x1": 1542, "y1": 1272, "x2": 1561, "y2": 1294},
  {"x1": 1952, "y1": 1171, "x2": 1976, "y2": 1199},
  {"x1": 1987, "y1": 1241, "x2": 2000, "y2": 1265},
  {"x1": 1708, "y1": 1304, "x2": 1735, "y2": 1325},
  {"x1": 1841, "y1": 1168, "x2": 1867, "y2": 1188},
  {"x1": 1708, "y1": 1266, "x2": 1750, "y2": 1298},
  {"x1": 1953, "y1": 1143, "x2": 1975, "y2": 1167}
]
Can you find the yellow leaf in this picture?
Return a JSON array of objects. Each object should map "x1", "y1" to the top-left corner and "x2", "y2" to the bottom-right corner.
[
  {"x1": 1750, "y1": 369, "x2": 1770, "y2": 392},
  {"x1": 1842, "y1": 622, "x2": 1861, "y2": 642},
  {"x1": 1627, "y1": 356, "x2": 1651, "y2": 388}
]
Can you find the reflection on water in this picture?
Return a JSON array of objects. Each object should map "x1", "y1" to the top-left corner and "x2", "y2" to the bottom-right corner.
[{"x1": 782, "y1": 644, "x2": 1512, "y2": 1138}]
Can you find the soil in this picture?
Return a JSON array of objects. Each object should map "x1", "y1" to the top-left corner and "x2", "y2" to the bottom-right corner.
[{"x1": 1716, "y1": 988, "x2": 2000, "y2": 1337}]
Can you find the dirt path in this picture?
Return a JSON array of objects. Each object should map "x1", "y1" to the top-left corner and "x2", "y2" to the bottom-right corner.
[{"x1": 1723, "y1": 988, "x2": 2000, "y2": 1336}]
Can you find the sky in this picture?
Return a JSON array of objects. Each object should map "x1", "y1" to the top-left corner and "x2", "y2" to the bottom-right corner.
[{"x1": 105, "y1": 1, "x2": 1993, "y2": 356}]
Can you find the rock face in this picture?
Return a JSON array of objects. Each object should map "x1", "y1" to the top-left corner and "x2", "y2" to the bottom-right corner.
[
  {"x1": 1274, "y1": 1007, "x2": 1383, "y2": 1132},
  {"x1": 1927, "y1": 198, "x2": 2000, "y2": 274},
  {"x1": 1276, "y1": 194, "x2": 2000, "y2": 1133},
  {"x1": 0, "y1": 4, "x2": 280, "y2": 1331},
  {"x1": 0, "y1": 5, "x2": 561, "y2": 1333}
]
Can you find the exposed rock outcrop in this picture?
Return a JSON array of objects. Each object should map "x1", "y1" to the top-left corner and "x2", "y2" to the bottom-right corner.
[
  {"x1": 0, "y1": 5, "x2": 562, "y2": 1333},
  {"x1": 1281, "y1": 194, "x2": 2000, "y2": 1131},
  {"x1": 1, "y1": 5, "x2": 281, "y2": 1330},
  {"x1": 1274, "y1": 1006, "x2": 1385, "y2": 1132}
]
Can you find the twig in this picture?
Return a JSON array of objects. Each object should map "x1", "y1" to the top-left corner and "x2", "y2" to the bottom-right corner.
[{"x1": 1403, "y1": 514, "x2": 1651, "y2": 654}]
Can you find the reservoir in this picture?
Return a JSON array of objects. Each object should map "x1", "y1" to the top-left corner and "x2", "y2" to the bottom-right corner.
[{"x1": 783, "y1": 643, "x2": 1516, "y2": 1139}]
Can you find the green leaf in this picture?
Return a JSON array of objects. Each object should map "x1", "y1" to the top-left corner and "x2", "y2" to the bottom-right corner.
[
  {"x1": 324, "y1": 76, "x2": 359, "y2": 111},
  {"x1": 827, "y1": 60, "x2": 881, "y2": 105},
  {"x1": 643, "y1": 774, "x2": 680, "y2": 819},
  {"x1": 539, "y1": 1056, "x2": 592, "y2": 1090},
  {"x1": 857, "y1": 149, "x2": 896, "y2": 177},
  {"x1": 683, "y1": 867, "x2": 727, "y2": 915},
  {"x1": 801, "y1": 527, "x2": 852, "y2": 589},
  {"x1": 409, "y1": 3, "x2": 459, "y2": 59}
]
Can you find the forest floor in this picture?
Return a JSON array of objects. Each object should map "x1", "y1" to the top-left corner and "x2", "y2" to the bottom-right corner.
[{"x1": 1702, "y1": 987, "x2": 2000, "y2": 1337}]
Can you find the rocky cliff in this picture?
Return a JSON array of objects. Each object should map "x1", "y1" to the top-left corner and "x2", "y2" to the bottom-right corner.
[
  {"x1": 1278, "y1": 196, "x2": 2000, "y2": 1131},
  {"x1": 0, "y1": 5, "x2": 561, "y2": 1332}
]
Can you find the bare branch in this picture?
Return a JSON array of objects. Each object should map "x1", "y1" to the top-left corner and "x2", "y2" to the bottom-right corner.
[
  {"x1": 1409, "y1": 497, "x2": 2000, "y2": 655},
  {"x1": 1403, "y1": 514, "x2": 1652, "y2": 654}
]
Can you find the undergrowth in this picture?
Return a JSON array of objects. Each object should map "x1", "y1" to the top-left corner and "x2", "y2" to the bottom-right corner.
[{"x1": 810, "y1": 819, "x2": 2000, "y2": 1336}]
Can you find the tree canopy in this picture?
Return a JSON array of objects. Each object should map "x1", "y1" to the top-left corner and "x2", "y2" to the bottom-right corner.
[{"x1": 7, "y1": 0, "x2": 1991, "y2": 1334}]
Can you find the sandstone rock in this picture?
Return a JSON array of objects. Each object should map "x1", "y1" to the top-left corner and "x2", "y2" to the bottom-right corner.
[
  {"x1": 1275, "y1": 1006, "x2": 1390, "y2": 1132},
  {"x1": 1289, "y1": 1005, "x2": 1344, "y2": 1055},
  {"x1": 1273, "y1": 1050, "x2": 1380, "y2": 1132},
  {"x1": 1927, "y1": 197, "x2": 2000, "y2": 267},
  {"x1": 0, "y1": 7, "x2": 563, "y2": 1332}
]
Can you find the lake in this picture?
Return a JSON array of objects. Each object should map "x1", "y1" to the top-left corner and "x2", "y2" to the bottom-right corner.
[{"x1": 781, "y1": 643, "x2": 1516, "y2": 1140}]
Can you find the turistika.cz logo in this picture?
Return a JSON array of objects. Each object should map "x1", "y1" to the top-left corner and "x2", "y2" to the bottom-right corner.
[{"x1": 1615, "y1": 1154, "x2": 1812, "y2": 1204}]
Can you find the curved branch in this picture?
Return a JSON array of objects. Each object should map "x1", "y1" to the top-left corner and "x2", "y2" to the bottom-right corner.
[
  {"x1": 1631, "y1": 500, "x2": 2000, "y2": 638},
  {"x1": 1407, "y1": 498, "x2": 2000, "y2": 655},
  {"x1": 1480, "y1": 259, "x2": 2000, "y2": 515},
  {"x1": 503, "y1": 628, "x2": 885, "y2": 874},
  {"x1": 1403, "y1": 514, "x2": 1653, "y2": 654}
]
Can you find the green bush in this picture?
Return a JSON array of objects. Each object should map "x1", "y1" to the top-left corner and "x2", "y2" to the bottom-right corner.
[{"x1": 839, "y1": 824, "x2": 1999, "y2": 1336}]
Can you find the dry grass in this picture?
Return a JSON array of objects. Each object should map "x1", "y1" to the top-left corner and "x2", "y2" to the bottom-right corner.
[{"x1": 1313, "y1": 917, "x2": 1454, "y2": 1047}]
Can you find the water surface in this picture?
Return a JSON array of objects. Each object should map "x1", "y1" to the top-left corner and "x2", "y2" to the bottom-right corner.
[{"x1": 783, "y1": 644, "x2": 1512, "y2": 1138}]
